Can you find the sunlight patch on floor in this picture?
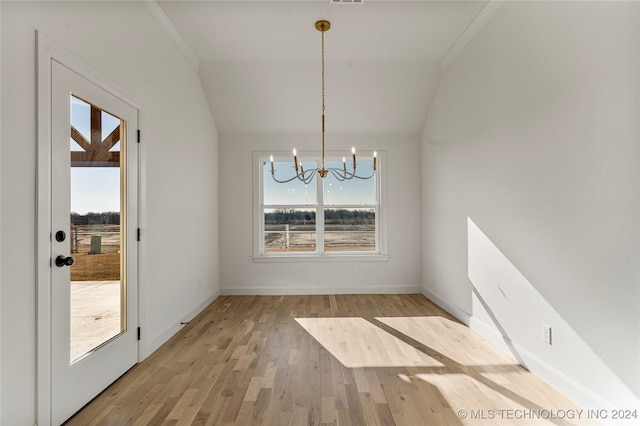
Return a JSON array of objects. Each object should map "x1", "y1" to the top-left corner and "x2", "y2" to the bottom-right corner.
[
  {"x1": 295, "y1": 317, "x2": 443, "y2": 368},
  {"x1": 376, "y1": 316, "x2": 519, "y2": 367}
]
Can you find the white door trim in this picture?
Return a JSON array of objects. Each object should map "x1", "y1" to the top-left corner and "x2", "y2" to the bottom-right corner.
[{"x1": 36, "y1": 31, "x2": 141, "y2": 425}]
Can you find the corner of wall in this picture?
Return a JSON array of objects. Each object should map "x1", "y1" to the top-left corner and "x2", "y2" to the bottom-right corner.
[
  {"x1": 468, "y1": 316, "x2": 640, "y2": 417},
  {"x1": 441, "y1": 0, "x2": 506, "y2": 71},
  {"x1": 421, "y1": 287, "x2": 470, "y2": 326},
  {"x1": 140, "y1": 0, "x2": 200, "y2": 72}
]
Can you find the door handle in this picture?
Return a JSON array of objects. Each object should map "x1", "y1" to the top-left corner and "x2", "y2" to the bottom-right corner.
[{"x1": 55, "y1": 255, "x2": 75, "y2": 267}]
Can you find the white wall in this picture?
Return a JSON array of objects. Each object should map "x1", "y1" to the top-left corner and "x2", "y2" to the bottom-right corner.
[
  {"x1": 1, "y1": 1, "x2": 219, "y2": 423},
  {"x1": 421, "y1": 0, "x2": 639, "y2": 412},
  {"x1": 220, "y1": 134, "x2": 421, "y2": 295}
]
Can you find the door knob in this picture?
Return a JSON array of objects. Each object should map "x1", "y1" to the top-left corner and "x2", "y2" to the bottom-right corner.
[{"x1": 55, "y1": 255, "x2": 75, "y2": 267}]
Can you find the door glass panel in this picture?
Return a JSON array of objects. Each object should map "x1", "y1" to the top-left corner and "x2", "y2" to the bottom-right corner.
[{"x1": 69, "y1": 95, "x2": 125, "y2": 363}]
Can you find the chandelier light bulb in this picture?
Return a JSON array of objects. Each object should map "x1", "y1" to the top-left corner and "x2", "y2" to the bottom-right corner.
[{"x1": 352, "y1": 147, "x2": 357, "y2": 170}]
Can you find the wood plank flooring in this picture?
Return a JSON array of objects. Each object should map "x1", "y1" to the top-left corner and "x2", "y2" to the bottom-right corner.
[{"x1": 65, "y1": 295, "x2": 580, "y2": 425}]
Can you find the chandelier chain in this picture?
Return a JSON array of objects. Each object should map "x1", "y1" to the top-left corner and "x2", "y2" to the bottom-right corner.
[
  {"x1": 321, "y1": 28, "x2": 326, "y2": 170},
  {"x1": 322, "y1": 29, "x2": 325, "y2": 114},
  {"x1": 268, "y1": 20, "x2": 377, "y2": 184}
]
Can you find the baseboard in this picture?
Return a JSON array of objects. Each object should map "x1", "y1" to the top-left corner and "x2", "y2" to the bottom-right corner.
[
  {"x1": 420, "y1": 289, "x2": 633, "y2": 420},
  {"x1": 221, "y1": 285, "x2": 421, "y2": 296},
  {"x1": 470, "y1": 317, "x2": 624, "y2": 417},
  {"x1": 421, "y1": 287, "x2": 471, "y2": 325},
  {"x1": 140, "y1": 290, "x2": 220, "y2": 359}
]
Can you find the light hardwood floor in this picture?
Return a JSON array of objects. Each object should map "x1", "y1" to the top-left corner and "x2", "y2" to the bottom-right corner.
[{"x1": 65, "y1": 294, "x2": 582, "y2": 425}]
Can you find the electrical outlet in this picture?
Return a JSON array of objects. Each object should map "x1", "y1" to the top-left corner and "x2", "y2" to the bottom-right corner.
[
  {"x1": 542, "y1": 324, "x2": 552, "y2": 345},
  {"x1": 352, "y1": 267, "x2": 359, "y2": 276}
]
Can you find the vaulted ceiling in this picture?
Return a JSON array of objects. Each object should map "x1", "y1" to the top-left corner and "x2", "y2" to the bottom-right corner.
[{"x1": 156, "y1": 0, "x2": 491, "y2": 136}]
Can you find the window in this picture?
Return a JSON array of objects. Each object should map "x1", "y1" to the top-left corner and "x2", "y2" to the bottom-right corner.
[{"x1": 254, "y1": 152, "x2": 387, "y2": 260}]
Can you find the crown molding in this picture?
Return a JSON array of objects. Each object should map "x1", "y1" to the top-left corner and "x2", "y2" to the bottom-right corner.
[
  {"x1": 441, "y1": 0, "x2": 506, "y2": 71},
  {"x1": 141, "y1": 0, "x2": 200, "y2": 72}
]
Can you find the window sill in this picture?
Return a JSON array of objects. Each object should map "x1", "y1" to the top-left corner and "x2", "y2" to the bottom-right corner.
[{"x1": 253, "y1": 253, "x2": 389, "y2": 263}]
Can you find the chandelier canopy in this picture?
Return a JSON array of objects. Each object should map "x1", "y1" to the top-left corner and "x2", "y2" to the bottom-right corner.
[{"x1": 269, "y1": 20, "x2": 377, "y2": 184}]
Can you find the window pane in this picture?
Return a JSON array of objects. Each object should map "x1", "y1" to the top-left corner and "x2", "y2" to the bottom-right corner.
[
  {"x1": 263, "y1": 161, "x2": 317, "y2": 205},
  {"x1": 265, "y1": 208, "x2": 316, "y2": 252},
  {"x1": 324, "y1": 208, "x2": 375, "y2": 252},
  {"x1": 70, "y1": 97, "x2": 90, "y2": 151},
  {"x1": 323, "y1": 160, "x2": 376, "y2": 205}
]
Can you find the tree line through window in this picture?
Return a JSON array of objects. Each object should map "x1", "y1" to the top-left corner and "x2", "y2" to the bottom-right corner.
[{"x1": 264, "y1": 208, "x2": 375, "y2": 252}]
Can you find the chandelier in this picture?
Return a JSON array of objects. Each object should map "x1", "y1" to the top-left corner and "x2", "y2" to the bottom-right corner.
[{"x1": 269, "y1": 20, "x2": 377, "y2": 184}]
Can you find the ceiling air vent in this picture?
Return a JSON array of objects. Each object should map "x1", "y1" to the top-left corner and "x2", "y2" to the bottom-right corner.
[{"x1": 331, "y1": 0, "x2": 363, "y2": 4}]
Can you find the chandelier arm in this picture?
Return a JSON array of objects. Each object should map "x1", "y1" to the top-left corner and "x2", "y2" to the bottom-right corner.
[
  {"x1": 270, "y1": 174, "x2": 305, "y2": 184},
  {"x1": 270, "y1": 169, "x2": 316, "y2": 184},
  {"x1": 271, "y1": 164, "x2": 373, "y2": 184},
  {"x1": 350, "y1": 170, "x2": 376, "y2": 180},
  {"x1": 327, "y1": 168, "x2": 348, "y2": 182},
  {"x1": 298, "y1": 169, "x2": 318, "y2": 185},
  {"x1": 327, "y1": 167, "x2": 375, "y2": 181},
  {"x1": 334, "y1": 167, "x2": 357, "y2": 180}
]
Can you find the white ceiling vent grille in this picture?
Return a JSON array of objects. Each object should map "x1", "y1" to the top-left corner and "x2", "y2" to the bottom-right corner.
[{"x1": 331, "y1": 0, "x2": 363, "y2": 5}]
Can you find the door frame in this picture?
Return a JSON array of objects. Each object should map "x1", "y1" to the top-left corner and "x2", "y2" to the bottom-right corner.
[{"x1": 36, "y1": 31, "x2": 142, "y2": 425}]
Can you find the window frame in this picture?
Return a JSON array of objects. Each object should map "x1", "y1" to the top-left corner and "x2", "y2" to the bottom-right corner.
[{"x1": 253, "y1": 150, "x2": 388, "y2": 262}]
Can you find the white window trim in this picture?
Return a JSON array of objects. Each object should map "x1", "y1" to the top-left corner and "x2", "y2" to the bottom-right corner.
[{"x1": 253, "y1": 150, "x2": 388, "y2": 262}]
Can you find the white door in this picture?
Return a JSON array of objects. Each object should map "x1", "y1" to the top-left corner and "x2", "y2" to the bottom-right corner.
[{"x1": 50, "y1": 60, "x2": 139, "y2": 425}]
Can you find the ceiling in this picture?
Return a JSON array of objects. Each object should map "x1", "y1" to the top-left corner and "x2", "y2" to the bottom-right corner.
[{"x1": 156, "y1": 0, "x2": 490, "y2": 136}]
